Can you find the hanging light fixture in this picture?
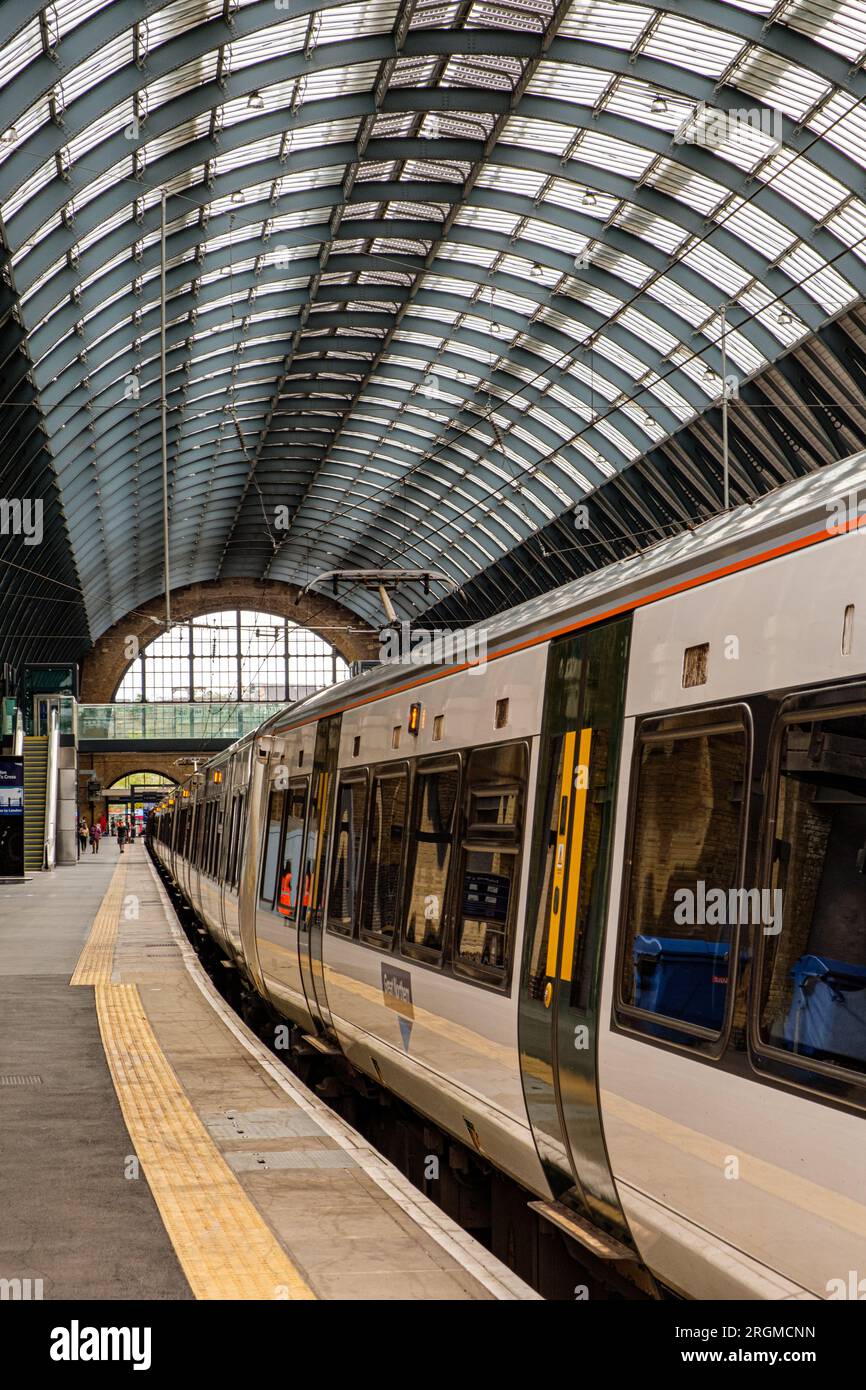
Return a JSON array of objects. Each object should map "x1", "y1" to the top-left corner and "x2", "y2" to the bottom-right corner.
[
  {"x1": 231, "y1": 189, "x2": 245, "y2": 205},
  {"x1": 247, "y1": 91, "x2": 265, "y2": 110},
  {"x1": 651, "y1": 94, "x2": 668, "y2": 115},
  {"x1": 530, "y1": 262, "x2": 545, "y2": 281},
  {"x1": 778, "y1": 307, "x2": 793, "y2": 326},
  {"x1": 581, "y1": 189, "x2": 598, "y2": 208}
]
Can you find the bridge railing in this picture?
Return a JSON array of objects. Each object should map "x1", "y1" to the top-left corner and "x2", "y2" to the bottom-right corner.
[{"x1": 78, "y1": 701, "x2": 290, "y2": 743}]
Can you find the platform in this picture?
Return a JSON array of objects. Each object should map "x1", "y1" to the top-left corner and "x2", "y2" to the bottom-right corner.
[{"x1": 0, "y1": 843, "x2": 537, "y2": 1301}]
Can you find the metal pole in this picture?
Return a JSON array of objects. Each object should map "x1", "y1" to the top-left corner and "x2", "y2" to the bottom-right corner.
[
  {"x1": 720, "y1": 304, "x2": 730, "y2": 512},
  {"x1": 160, "y1": 188, "x2": 171, "y2": 630}
]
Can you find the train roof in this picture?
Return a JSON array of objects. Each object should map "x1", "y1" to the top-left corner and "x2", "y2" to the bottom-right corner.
[{"x1": 261, "y1": 450, "x2": 866, "y2": 736}]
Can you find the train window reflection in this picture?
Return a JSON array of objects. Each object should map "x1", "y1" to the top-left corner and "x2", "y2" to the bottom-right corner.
[
  {"x1": 327, "y1": 778, "x2": 367, "y2": 936},
  {"x1": 454, "y1": 742, "x2": 527, "y2": 982},
  {"x1": 259, "y1": 788, "x2": 285, "y2": 908},
  {"x1": 277, "y1": 783, "x2": 308, "y2": 925},
  {"x1": 361, "y1": 771, "x2": 407, "y2": 945},
  {"x1": 403, "y1": 761, "x2": 460, "y2": 959},
  {"x1": 760, "y1": 712, "x2": 866, "y2": 1078},
  {"x1": 620, "y1": 720, "x2": 747, "y2": 1037}
]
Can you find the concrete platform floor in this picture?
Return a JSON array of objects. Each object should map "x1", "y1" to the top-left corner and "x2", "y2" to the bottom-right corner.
[{"x1": 0, "y1": 843, "x2": 538, "y2": 1301}]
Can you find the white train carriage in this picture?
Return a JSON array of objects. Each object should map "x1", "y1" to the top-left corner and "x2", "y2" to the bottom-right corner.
[{"x1": 151, "y1": 452, "x2": 866, "y2": 1300}]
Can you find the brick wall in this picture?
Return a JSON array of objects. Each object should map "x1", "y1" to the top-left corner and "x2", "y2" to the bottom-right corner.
[{"x1": 79, "y1": 578, "x2": 379, "y2": 702}]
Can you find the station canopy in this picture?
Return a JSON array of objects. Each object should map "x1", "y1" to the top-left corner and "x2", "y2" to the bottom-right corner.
[{"x1": 3, "y1": 0, "x2": 866, "y2": 663}]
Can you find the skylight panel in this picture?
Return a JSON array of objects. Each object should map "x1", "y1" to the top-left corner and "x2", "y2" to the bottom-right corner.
[
  {"x1": 643, "y1": 15, "x2": 747, "y2": 78},
  {"x1": 782, "y1": 0, "x2": 866, "y2": 61},
  {"x1": 525, "y1": 62, "x2": 610, "y2": 107},
  {"x1": 558, "y1": 1, "x2": 653, "y2": 48},
  {"x1": 729, "y1": 49, "x2": 831, "y2": 123}
]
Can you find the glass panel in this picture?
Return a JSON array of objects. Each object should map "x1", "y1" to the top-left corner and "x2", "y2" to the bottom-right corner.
[
  {"x1": 404, "y1": 764, "x2": 459, "y2": 955},
  {"x1": 362, "y1": 773, "x2": 407, "y2": 942},
  {"x1": 260, "y1": 788, "x2": 285, "y2": 909},
  {"x1": 760, "y1": 713, "x2": 866, "y2": 1076},
  {"x1": 455, "y1": 743, "x2": 526, "y2": 976},
  {"x1": 277, "y1": 784, "x2": 309, "y2": 924},
  {"x1": 621, "y1": 725, "x2": 747, "y2": 1033},
  {"x1": 327, "y1": 779, "x2": 367, "y2": 935}
]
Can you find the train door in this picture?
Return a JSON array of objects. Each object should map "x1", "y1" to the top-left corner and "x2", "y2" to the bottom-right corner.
[
  {"x1": 518, "y1": 616, "x2": 636, "y2": 1251},
  {"x1": 297, "y1": 715, "x2": 340, "y2": 1038}
]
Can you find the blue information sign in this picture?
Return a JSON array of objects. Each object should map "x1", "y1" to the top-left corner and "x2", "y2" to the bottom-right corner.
[{"x1": 0, "y1": 757, "x2": 24, "y2": 877}]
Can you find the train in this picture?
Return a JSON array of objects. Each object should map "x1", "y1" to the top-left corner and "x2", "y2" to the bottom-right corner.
[{"x1": 150, "y1": 452, "x2": 866, "y2": 1300}]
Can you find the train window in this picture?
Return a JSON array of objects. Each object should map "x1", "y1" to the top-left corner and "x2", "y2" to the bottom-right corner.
[
  {"x1": 361, "y1": 770, "x2": 408, "y2": 945},
  {"x1": 259, "y1": 788, "x2": 286, "y2": 908},
  {"x1": 454, "y1": 743, "x2": 527, "y2": 981},
  {"x1": 757, "y1": 709, "x2": 866, "y2": 1081},
  {"x1": 327, "y1": 777, "x2": 367, "y2": 936},
  {"x1": 403, "y1": 759, "x2": 460, "y2": 960},
  {"x1": 276, "y1": 782, "x2": 308, "y2": 924},
  {"x1": 228, "y1": 794, "x2": 246, "y2": 890},
  {"x1": 618, "y1": 713, "x2": 749, "y2": 1040}
]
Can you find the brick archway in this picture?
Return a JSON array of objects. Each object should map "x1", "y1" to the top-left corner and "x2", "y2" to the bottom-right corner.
[
  {"x1": 78, "y1": 753, "x2": 185, "y2": 823},
  {"x1": 80, "y1": 578, "x2": 379, "y2": 703}
]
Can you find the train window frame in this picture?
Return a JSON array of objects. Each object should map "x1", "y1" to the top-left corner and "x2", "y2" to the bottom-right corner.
[
  {"x1": 359, "y1": 761, "x2": 411, "y2": 950},
  {"x1": 613, "y1": 704, "x2": 753, "y2": 1057},
  {"x1": 451, "y1": 740, "x2": 529, "y2": 988},
  {"x1": 325, "y1": 770, "x2": 370, "y2": 939},
  {"x1": 259, "y1": 783, "x2": 288, "y2": 910},
  {"x1": 272, "y1": 777, "x2": 311, "y2": 928},
  {"x1": 750, "y1": 684, "x2": 866, "y2": 1103},
  {"x1": 400, "y1": 753, "x2": 463, "y2": 967}
]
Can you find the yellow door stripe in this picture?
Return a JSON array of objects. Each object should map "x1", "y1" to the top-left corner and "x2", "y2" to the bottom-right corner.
[
  {"x1": 545, "y1": 731, "x2": 576, "y2": 979},
  {"x1": 70, "y1": 862, "x2": 127, "y2": 985},
  {"x1": 72, "y1": 862, "x2": 315, "y2": 1301},
  {"x1": 560, "y1": 727, "x2": 592, "y2": 984}
]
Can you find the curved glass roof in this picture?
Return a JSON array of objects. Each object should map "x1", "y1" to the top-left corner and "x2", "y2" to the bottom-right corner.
[{"x1": 2, "y1": 0, "x2": 866, "y2": 640}]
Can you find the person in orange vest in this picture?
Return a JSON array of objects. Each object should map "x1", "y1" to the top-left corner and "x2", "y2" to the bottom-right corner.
[{"x1": 278, "y1": 867, "x2": 293, "y2": 917}]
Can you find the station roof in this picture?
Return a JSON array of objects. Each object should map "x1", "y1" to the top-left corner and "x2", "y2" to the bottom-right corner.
[{"x1": 2, "y1": 0, "x2": 866, "y2": 665}]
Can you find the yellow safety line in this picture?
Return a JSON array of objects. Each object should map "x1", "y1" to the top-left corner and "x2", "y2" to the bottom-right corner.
[
  {"x1": 70, "y1": 860, "x2": 127, "y2": 985},
  {"x1": 95, "y1": 983, "x2": 314, "y2": 1301},
  {"x1": 72, "y1": 863, "x2": 315, "y2": 1301},
  {"x1": 560, "y1": 727, "x2": 592, "y2": 984}
]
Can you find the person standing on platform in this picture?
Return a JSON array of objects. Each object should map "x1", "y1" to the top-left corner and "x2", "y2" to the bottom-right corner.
[
  {"x1": 117, "y1": 820, "x2": 127, "y2": 854},
  {"x1": 89, "y1": 822, "x2": 101, "y2": 854},
  {"x1": 77, "y1": 818, "x2": 87, "y2": 858}
]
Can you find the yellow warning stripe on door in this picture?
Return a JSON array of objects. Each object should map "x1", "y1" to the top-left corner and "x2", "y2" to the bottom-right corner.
[
  {"x1": 559, "y1": 727, "x2": 592, "y2": 984},
  {"x1": 544, "y1": 730, "x2": 576, "y2": 980},
  {"x1": 95, "y1": 982, "x2": 315, "y2": 1301}
]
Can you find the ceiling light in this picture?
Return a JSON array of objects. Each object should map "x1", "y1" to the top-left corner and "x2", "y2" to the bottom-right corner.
[
  {"x1": 651, "y1": 94, "x2": 667, "y2": 115},
  {"x1": 1, "y1": 126, "x2": 18, "y2": 143},
  {"x1": 778, "y1": 307, "x2": 792, "y2": 326},
  {"x1": 581, "y1": 189, "x2": 598, "y2": 208},
  {"x1": 231, "y1": 189, "x2": 245, "y2": 205},
  {"x1": 247, "y1": 91, "x2": 265, "y2": 110},
  {"x1": 530, "y1": 262, "x2": 545, "y2": 280}
]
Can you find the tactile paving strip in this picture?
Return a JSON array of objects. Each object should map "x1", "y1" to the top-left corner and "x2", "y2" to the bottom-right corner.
[{"x1": 72, "y1": 861, "x2": 316, "y2": 1301}]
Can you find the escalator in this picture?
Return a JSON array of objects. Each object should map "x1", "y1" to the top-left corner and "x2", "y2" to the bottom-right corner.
[{"x1": 23, "y1": 735, "x2": 48, "y2": 872}]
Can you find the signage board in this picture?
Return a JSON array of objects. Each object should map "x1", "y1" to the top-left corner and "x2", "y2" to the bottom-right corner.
[{"x1": 0, "y1": 756, "x2": 24, "y2": 877}]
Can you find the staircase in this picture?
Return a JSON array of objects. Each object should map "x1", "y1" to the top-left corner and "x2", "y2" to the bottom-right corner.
[{"x1": 23, "y1": 735, "x2": 48, "y2": 872}]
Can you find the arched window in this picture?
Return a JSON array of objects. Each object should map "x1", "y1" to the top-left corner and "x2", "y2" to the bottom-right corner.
[
  {"x1": 107, "y1": 773, "x2": 177, "y2": 790},
  {"x1": 115, "y1": 609, "x2": 350, "y2": 702}
]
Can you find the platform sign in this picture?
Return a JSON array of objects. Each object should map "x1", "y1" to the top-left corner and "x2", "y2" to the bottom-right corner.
[{"x1": 0, "y1": 756, "x2": 24, "y2": 878}]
